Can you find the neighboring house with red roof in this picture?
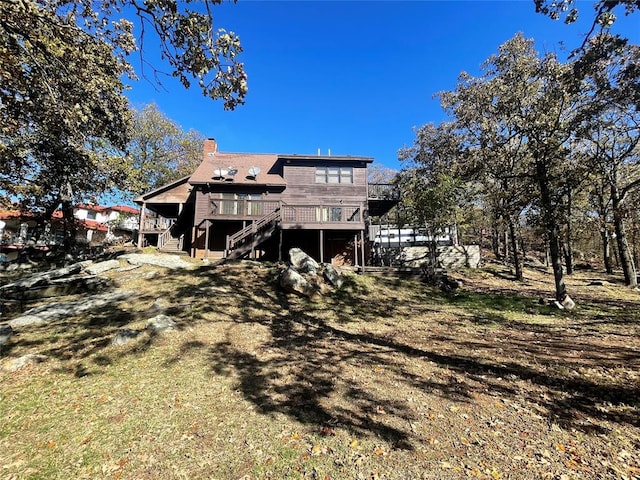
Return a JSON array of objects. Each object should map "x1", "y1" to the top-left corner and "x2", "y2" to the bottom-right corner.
[
  {"x1": 134, "y1": 138, "x2": 398, "y2": 265},
  {"x1": 0, "y1": 204, "x2": 140, "y2": 248}
]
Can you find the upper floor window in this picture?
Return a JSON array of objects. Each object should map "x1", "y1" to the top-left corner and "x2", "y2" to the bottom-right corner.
[
  {"x1": 86, "y1": 210, "x2": 97, "y2": 220},
  {"x1": 315, "y1": 166, "x2": 353, "y2": 184}
]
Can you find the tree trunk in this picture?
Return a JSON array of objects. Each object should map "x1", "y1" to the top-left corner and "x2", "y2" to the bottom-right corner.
[
  {"x1": 632, "y1": 222, "x2": 639, "y2": 275},
  {"x1": 423, "y1": 225, "x2": 439, "y2": 282},
  {"x1": 593, "y1": 190, "x2": 613, "y2": 274},
  {"x1": 503, "y1": 227, "x2": 509, "y2": 260},
  {"x1": 564, "y1": 188, "x2": 574, "y2": 275},
  {"x1": 564, "y1": 241, "x2": 573, "y2": 275},
  {"x1": 548, "y1": 224, "x2": 567, "y2": 300},
  {"x1": 601, "y1": 227, "x2": 613, "y2": 275},
  {"x1": 543, "y1": 234, "x2": 550, "y2": 267},
  {"x1": 611, "y1": 185, "x2": 637, "y2": 286},
  {"x1": 508, "y1": 217, "x2": 523, "y2": 281},
  {"x1": 536, "y1": 159, "x2": 567, "y2": 301},
  {"x1": 61, "y1": 199, "x2": 77, "y2": 251},
  {"x1": 491, "y1": 220, "x2": 500, "y2": 259}
]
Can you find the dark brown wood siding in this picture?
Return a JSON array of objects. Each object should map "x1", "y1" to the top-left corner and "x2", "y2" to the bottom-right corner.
[
  {"x1": 193, "y1": 184, "x2": 284, "y2": 225},
  {"x1": 193, "y1": 160, "x2": 369, "y2": 230},
  {"x1": 280, "y1": 162, "x2": 368, "y2": 204}
]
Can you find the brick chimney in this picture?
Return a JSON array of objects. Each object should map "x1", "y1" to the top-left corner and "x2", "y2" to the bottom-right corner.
[{"x1": 204, "y1": 138, "x2": 217, "y2": 155}]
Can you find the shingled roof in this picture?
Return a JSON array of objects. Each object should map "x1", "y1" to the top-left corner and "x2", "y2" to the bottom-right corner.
[
  {"x1": 187, "y1": 138, "x2": 279, "y2": 186},
  {"x1": 190, "y1": 151, "x2": 285, "y2": 186},
  {"x1": 189, "y1": 139, "x2": 373, "y2": 186}
]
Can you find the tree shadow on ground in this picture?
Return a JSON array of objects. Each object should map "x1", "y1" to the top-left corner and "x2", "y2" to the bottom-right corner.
[
  {"x1": 191, "y1": 262, "x2": 640, "y2": 446},
  {"x1": 6, "y1": 259, "x2": 638, "y2": 445}
]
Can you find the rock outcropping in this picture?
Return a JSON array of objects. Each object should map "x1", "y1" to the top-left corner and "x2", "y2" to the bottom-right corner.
[{"x1": 279, "y1": 248, "x2": 345, "y2": 297}]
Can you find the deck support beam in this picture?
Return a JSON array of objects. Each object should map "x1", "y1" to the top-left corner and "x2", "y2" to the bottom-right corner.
[
  {"x1": 319, "y1": 230, "x2": 324, "y2": 263},
  {"x1": 137, "y1": 202, "x2": 146, "y2": 248},
  {"x1": 204, "y1": 220, "x2": 210, "y2": 259},
  {"x1": 360, "y1": 230, "x2": 366, "y2": 273},
  {"x1": 353, "y1": 234, "x2": 358, "y2": 268}
]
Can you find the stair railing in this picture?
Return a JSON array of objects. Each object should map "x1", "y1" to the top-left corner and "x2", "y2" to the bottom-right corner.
[
  {"x1": 158, "y1": 226, "x2": 173, "y2": 250},
  {"x1": 226, "y1": 207, "x2": 281, "y2": 256}
]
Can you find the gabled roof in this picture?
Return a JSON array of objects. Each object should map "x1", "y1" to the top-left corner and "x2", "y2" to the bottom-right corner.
[
  {"x1": 75, "y1": 204, "x2": 139, "y2": 215},
  {"x1": 133, "y1": 175, "x2": 192, "y2": 204},
  {"x1": 81, "y1": 219, "x2": 109, "y2": 232},
  {"x1": 76, "y1": 204, "x2": 109, "y2": 212},
  {"x1": 139, "y1": 138, "x2": 375, "y2": 193},
  {"x1": 110, "y1": 205, "x2": 140, "y2": 215}
]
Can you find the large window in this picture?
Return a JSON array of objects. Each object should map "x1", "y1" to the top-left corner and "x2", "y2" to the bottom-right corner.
[
  {"x1": 315, "y1": 166, "x2": 353, "y2": 184},
  {"x1": 221, "y1": 193, "x2": 236, "y2": 215},
  {"x1": 217, "y1": 193, "x2": 263, "y2": 215}
]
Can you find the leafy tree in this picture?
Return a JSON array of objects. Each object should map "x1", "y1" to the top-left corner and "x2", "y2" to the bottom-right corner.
[
  {"x1": 575, "y1": 34, "x2": 640, "y2": 286},
  {"x1": 494, "y1": 37, "x2": 586, "y2": 301},
  {"x1": 534, "y1": 0, "x2": 638, "y2": 43},
  {"x1": 430, "y1": 35, "x2": 589, "y2": 301},
  {"x1": 1, "y1": 0, "x2": 247, "y2": 113},
  {"x1": 398, "y1": 123, "x2": 469, "y2": 273},
  {"x1": 126, "y1": 103, "x2": 205, "y2": 195},
  {"x1": 1, "y1": 0, "x2": 246, "y2": 243},
  {"x1": 367, "y1": 164, "x2": 398, "y2": 185},
  {"x1": 0, "y1": 1, "x2": 133, "y2": 241},
  {"x1": 440, "y1": 67, "x2": 537, "y2": 280}
]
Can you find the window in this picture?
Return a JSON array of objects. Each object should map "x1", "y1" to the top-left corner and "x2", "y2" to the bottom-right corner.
[
  {"x1": 217, "y1": 193, "x2": 263, "y2": 215},
  {"x1": 86, "y1": 210, "x2": 97, "y2": 220},
  {"x1": 239, "y1": 193, "x2": 263, "y2": 215},
  {"x1": 221, "y1": 193, "x2": 236, "y2": 215},
  {"x1": 315, "y1": 166, "x2": 353, "y2": 184},
  {"x1": 329, "y1": 207, "x2": 343, "y2": 222},
  {"x1": 315, "y1": 207, "x2": 343, "y2": 222}
]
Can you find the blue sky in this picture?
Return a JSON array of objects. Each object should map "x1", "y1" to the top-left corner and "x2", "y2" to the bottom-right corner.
[{"x1": 125, "y1": 1, "x2": 639, "y2": 172}]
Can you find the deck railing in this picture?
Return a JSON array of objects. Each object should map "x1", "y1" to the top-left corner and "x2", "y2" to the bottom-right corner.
[
  {"x1": 209, "y1": 200, "x2": 364, "y2": 225},
  {"x1": 210, "y1": 199, "x2": 280, "y2": 218},
  {"x1": 281, "y1": 204, "x2": 362, "y2": 224},
  {"x1": 142, "y1": 218, "x2": 173, "y2": 231}
]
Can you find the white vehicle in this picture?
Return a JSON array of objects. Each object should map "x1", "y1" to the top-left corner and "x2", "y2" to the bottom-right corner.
[
  {"x1": 373, "y1": 228, "x2": 426, "y2": 247},
  {"x1": 371, "y1": 225, "x2": 456, "y2": 248}
]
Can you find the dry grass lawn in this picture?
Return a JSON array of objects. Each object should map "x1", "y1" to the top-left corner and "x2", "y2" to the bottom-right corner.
[{"x1": 1, "y1": 255, "x2": 639, "y2": 479}]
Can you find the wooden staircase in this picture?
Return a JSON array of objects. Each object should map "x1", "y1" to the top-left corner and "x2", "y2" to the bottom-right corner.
[
  {"x1": 225, "y1": 208, "x2": 281, "y2": 259},
  {"x1": 158, "y1": 227, "x2": 185, "y2": 254}
]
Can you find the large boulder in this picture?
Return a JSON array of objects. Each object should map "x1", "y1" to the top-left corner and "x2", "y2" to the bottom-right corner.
[
  {"x1": 9, "y1": 290, "x2": 135, "y2": 328},
  {"x1": 289, "y1": 248, "x2": 320, "y2": 274},
  {"x1": 279, "y1": 249, "x2": 346, "y2": 297},
  {"x1": 279, "y1": 266, "x2": 315, "y2": 297},
  {"x1": 119, "y1": 253, "x2": 193, "y2": 270},
  {"x1": 85, "y1": 259, "x2": 121, "y2": 275},
  {"x1": 322, "y1": 263, "x2": 344, "y2": 288},
  {"x1": 146, "y1": 314, "x2": 177, "y2": 334}
]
